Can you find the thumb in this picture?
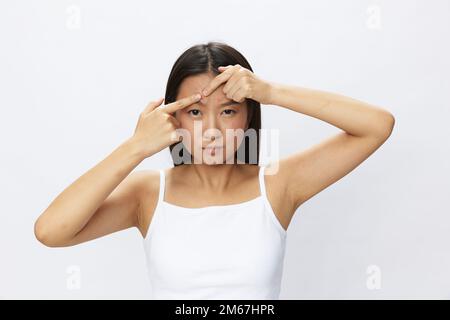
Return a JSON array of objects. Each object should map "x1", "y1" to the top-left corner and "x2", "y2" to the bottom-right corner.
[{"x1": 168, "y1": 114, "x2": 181, "y2": 127}]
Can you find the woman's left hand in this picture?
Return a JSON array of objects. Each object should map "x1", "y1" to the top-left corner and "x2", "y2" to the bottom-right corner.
[{"x1": 202, "y1": 64, "x2": 274, "y2": 105}]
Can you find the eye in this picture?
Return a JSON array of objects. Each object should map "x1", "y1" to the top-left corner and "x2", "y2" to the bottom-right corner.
[
  {"x1": 187, "y1": 109, "x2": 201, "y2": 116},
  {"x1": 222, "y1": 109, "x2": 237, "y2": 116}
]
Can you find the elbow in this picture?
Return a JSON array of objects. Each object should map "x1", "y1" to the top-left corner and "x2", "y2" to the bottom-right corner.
[
  {"x1": 383, "y1": 111, "x2": 395, "y2": 139},
  {"x1": 34, "y1": 218, "x2": 66, "y2": 248},
  {"x1": 374, "y1": 110, "x2": 395, "y2": 141},
  {"x1": 34, "y1": 219, "x2": 54, "y2": 247}
]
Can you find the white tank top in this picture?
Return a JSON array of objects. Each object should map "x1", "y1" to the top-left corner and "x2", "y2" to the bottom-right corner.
[{"x1": 142, "y1": 166, "x2": 287, "y2": 299}]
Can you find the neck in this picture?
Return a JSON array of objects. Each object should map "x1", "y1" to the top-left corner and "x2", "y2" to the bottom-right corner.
[{"x1": 187, "y1": 164, "x2": 242, "y2": 192}]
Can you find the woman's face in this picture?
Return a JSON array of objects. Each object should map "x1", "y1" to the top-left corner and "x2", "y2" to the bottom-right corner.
[{"x1": 173, "y1": 72, "x2": 249, "y2": 165}]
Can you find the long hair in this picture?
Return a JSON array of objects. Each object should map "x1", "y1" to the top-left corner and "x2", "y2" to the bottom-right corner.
[{"x1": 164, "y1": 41, "x2": 261, "y2": 166}]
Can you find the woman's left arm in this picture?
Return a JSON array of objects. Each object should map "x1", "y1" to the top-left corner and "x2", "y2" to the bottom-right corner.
[
  {"x1": 266, "y1": 82, "x2": 395, "y2": 212},
  {"x1": 202, "y1": 65, "x2": 395, "y2": 220}
]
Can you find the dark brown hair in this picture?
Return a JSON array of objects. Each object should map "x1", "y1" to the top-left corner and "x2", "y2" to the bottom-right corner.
[{"x1": 164, "y1": 41, "x2": 261, "y2": 166}]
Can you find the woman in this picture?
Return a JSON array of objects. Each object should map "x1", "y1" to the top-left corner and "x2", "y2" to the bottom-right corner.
[{"x1": 34, "y1": 41, "x2": 395, "y2": 299}]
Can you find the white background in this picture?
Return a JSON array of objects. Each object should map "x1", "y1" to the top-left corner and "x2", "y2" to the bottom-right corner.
[{"x1": 1, "y1": 0, "x2": 449, "y2": 299}]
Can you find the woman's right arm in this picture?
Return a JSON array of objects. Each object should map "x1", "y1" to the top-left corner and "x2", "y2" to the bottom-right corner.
[
  {"x1": 34, "y1": 138, "x2": 147, "y2": 247},
  {"x1": 34, "y1": 93, "x2": 202, "y2": 247}
]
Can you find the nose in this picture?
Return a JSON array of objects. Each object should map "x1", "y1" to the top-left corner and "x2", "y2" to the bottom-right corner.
[{"x1": 202, "y1": 115, "x2": 221, "y2": 143}]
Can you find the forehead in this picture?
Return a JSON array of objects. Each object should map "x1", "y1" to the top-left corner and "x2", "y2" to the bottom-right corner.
[{"x1": 177, "y1": 73, "x2": 228, "y2": 102}]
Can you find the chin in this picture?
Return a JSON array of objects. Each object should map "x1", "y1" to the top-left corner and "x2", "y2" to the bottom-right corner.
[{"x1": 192, "y1": 153, "x2": 236, "y2": 165}]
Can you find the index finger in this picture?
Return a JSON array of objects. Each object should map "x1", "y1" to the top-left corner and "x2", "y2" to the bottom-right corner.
[
  {"x1": 202, "y1": 69, "x2": 234, "y2": 97},
  {"x1": 162, "y1": 93, "x2": 202, "y2": 114}
]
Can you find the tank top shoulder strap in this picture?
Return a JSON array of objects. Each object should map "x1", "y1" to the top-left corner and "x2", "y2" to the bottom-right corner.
[
  {"x1": 158, "y1": 169, "x2": 166, "y2": 203},
  {"x1": 258, "y1": 165, "x2": 267, "y2": 198},
  {"x1": 143, "y1": 169, "x2": 166, "y2": 240},
  {"x1": 258, "y1": 165, "x2": 287, "y2": 236}
]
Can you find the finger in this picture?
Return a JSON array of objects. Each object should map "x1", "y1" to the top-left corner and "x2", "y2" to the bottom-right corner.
[
  {"x1": 162, "y1": 93, "x2": 202, "y2": 114},
  {"x1": 218, "y1": 65, "x2": 232, "y2": 71},
  {"x1": 232, "y1": 87, "x2": 247, "y2": 103},
  {"x1": 143, "y1": 97, "x2": 164, "y2": 114},
  {"x1": 223, "y1": 72, "x2": 243, "y2": 97},
  {"x1": 167, "y1": 114, "x2": 181, "y2": 127},
  {"x1": 226, "y1": 79, "x2": 243, "y2": 100},
  {"x1": 202, "y1": 67, "x2": 234, "y2": 96}
]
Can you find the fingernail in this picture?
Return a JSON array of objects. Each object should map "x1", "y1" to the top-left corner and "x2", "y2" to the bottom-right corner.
[
  {"x1": 195, "y1": 93, "x2": 201, "y2": 99},
  {"x1": 202, "y1": 89, "x2": 208, "y2": 96}
]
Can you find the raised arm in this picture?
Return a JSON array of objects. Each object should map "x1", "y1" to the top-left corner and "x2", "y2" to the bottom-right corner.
[
  {"x1": 34, "y1": 94, "x2": 202, "y2": 247},
  {"x1": 198, "y1": 65, "x2": 394, "y2": 229},
  {"x1": 264, "y1": 83, "x2": 395, "y2": 222}
]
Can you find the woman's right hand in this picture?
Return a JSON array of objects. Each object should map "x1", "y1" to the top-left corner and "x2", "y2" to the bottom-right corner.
[{"x1": 131, "y1": 93, "x2": 202, "y2": 158}]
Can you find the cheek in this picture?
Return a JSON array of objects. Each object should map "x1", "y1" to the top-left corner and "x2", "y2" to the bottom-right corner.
[
  {"x1": 173, "y1": 114, "x2": 193, "y2": 148},
  {"x1": 175, "y1": 112, "x2": 196, "y2": 133},
  {"x1": 222, "y1": 117, "x2": 248, "y2": 148},
  {"x1": 228, "y1": 117, "x2": 246, "y2": 129},
  {"x1": 223, "y1": 110, "x2": 248, "y2": 130}
]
